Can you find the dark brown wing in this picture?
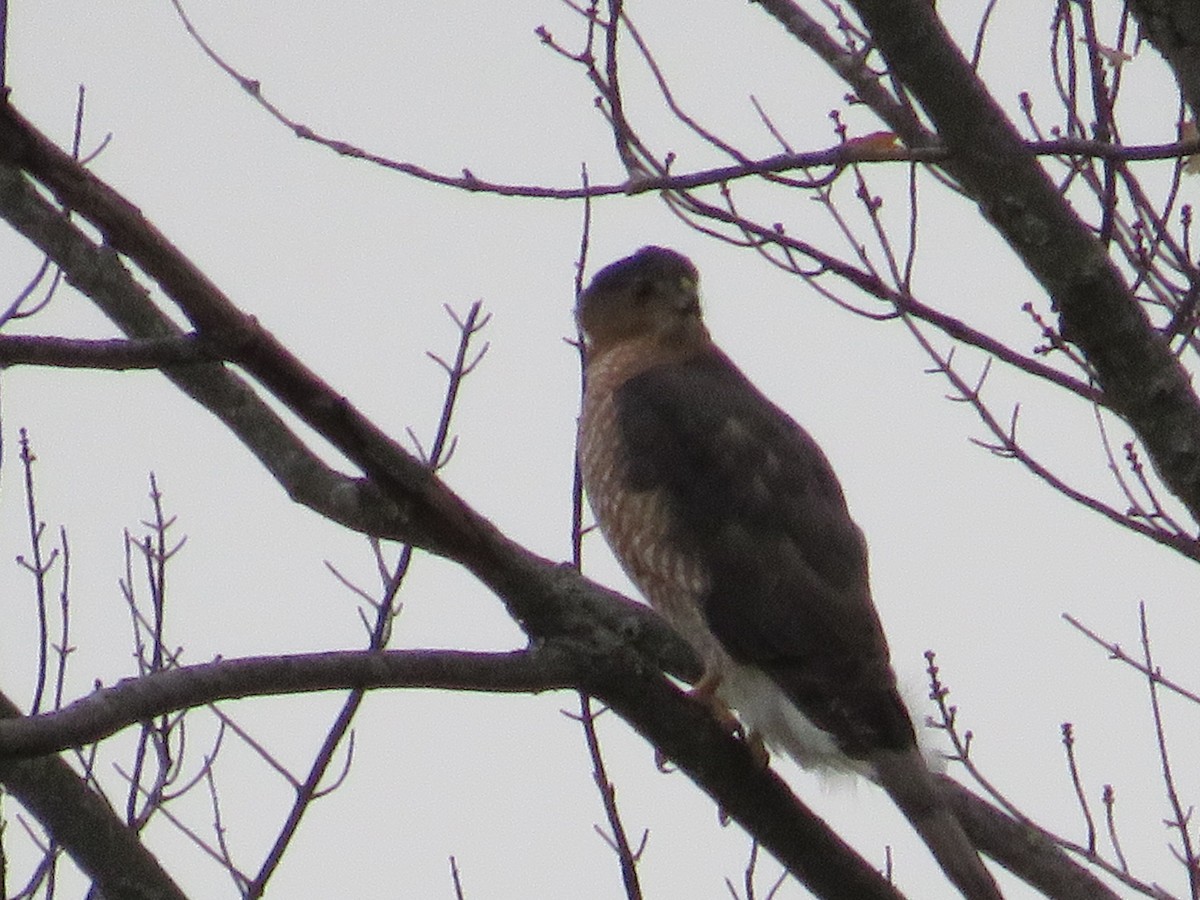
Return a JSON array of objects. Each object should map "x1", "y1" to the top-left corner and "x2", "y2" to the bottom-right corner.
[{"x1": 616, "y1": 347, "x2": 915, "y2": 757}]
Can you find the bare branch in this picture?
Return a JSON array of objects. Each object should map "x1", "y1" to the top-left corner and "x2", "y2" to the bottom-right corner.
[
  {"x1": 0, "y1": 690, "x2": 188, "y2": 900},
  {"x1": 943, "y1": 779, "x2": 1125, "y2": 900},
  {"x1": 0, "y1": 333, "x2": 210, "y2": 369},
  {"x1": 1063, "y1": 613, "x2": 1200, "y2": 705},
  {"x1": 0, "y1": 648, "x2": 577, "y2": 759},
  {"x1": 97, "y1": 7, "x2": 1200, "y2": 201},
  {"x1": 0, "y1": 36, "x2": 1171, "y2": 896},
  {"x1": 750, "y1": 0, "x2": 932, "y2": 147},
  {"x1": 1138, "y1": 603, "x2": 1200, "y2": 895},
  {"x1": 1102, "y1": 785, "x2": 1130, "y2": 874},
  {"x1": 842, "y1": 0, "x2": 1200, "y2": 526},
  {"x1": 1060, "y1": 723, "x2": 1097, "y2": 855},
  {"x1": 250, "y1": 296, "x2": 489, "y2": 897}
]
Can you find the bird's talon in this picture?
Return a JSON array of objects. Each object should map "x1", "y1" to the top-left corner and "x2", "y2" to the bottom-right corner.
[
  {"x1": 686, "y1": 670, "x2": 744, "y2": 737},
  {"x1": 744, "y1": 729, "x2": 770, "y2": 769},
  {"x1": 654, "y1": 747, "x2": 676, "y2": 773}
]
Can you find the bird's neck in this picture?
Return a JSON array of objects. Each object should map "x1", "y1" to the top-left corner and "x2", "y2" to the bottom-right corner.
[{"x1": 584, "y1": 329, "x2": 711, "y2": 383}]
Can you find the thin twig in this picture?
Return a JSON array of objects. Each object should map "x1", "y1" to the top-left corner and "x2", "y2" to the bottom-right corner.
[
  {"x1": 1138, "y1": 603, "x2": 1200, "y2": 898},
  {"x1": 450, "y1": 855, "x2": 466, "y2": 900},
  {"x1": 248, "y1": 300, "x2": 490, "y2": 897},
  {"x1": 570, "y1": 167, "x2": 646, "y2": 900},
  {"x1": 1102, "y1": 784, "x2": 1129, "y2": 874},
  {"x1": 50, "y1": 526, "x2": 71, "y2": 712},
  {"x1": 1060, "y1": 723, "x2": 1097, "y2": 854},
  {"x1": 16, "y1": 429, "x2": 55, "y2": 716},
  {"x1": 1063, "y1": 613, "x2": 1200, "y2": 706},
  {"x1": 926, "y1": 652, "x2": 1164, "y2": 896}
]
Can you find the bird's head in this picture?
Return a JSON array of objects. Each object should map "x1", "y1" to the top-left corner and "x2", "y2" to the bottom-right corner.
[{"x1": 577, "y1": 246, "x2": 709, "y2": 358}]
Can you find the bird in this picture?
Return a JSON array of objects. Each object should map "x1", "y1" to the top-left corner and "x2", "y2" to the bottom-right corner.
[{"x1": 575, "y1": 246, "x2": 1002, "y2": 900}]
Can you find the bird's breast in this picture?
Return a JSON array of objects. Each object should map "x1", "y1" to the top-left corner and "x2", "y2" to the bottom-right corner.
[{"x1": 578, "y1": 342, "x2": 726, "y2": 667}]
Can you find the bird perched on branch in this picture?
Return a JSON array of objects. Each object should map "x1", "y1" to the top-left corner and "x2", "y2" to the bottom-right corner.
[{"x1": 576, "y1": 246, "x2": 1001, "y2": 900}]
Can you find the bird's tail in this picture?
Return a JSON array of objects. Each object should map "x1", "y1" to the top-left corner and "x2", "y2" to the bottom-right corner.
[{"x1": 871, "y1": 748, "x2": 1003, "y2": 900}]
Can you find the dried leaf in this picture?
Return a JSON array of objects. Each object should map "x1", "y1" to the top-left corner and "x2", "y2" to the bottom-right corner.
[
  {"x1": 1079, "y1": 38, "x2": 1133, "y2": 68},
  {"x1": 1180, "y1": 121, "x2": 1200, "y2": 175},
  {"x1": 842, "y1": 131, "x2": 903, "y2": 157}
]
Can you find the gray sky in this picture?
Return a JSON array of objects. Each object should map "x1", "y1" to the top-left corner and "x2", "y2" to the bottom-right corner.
[{"x1": 3, "y1": 2, "x2": 1198, "y2": 897}]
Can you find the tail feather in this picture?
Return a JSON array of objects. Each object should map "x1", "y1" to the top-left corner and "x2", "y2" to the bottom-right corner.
[{"x1": 871, "y1": 749, "x2": 1003, "y2": 900}]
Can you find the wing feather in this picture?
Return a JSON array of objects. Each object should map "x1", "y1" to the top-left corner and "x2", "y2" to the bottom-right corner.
[{"x1": 616, "y1": 348, "x2": 914, "y2": 755}]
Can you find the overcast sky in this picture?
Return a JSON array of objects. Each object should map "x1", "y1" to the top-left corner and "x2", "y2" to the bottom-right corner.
[{"x1": 2, "y1": 2, "x2": 1198, "y2": 898}]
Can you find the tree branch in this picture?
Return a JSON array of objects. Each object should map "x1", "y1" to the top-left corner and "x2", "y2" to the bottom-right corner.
[
  {"x1": 0, "y1": 96, "x2": 1133, "y2": 900},
  {"x1": 842, "y1": 0, "x2": 1200, "y2": 527},
  {"x1": 0, "y1": 162, "x2": 414, "y2": 549},
  {"x1": 0, "y1": 648, "x2": 578, "y2": 758},
  {"x1": 0, "y1": 99, "x2": 503, "y2": 564},
  {"x1": 943, "y1": 778, "x2": 1122, "y2": 900},
  {"x1": 0, "y1": 333, "x2": 210, "y2": 369},
  {"x1": 0, "y1": 104, "x2": 905, "y2": 898},
  {"x1": 1064, "y1": 612, "x2": 1200, "y2": 705},
  {"x1": 0, "y1": 689, "x2": 188, "y2": 900}
]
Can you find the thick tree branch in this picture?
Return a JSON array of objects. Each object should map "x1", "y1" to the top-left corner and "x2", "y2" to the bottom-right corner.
[
  {"x1": 577, "y1": 643, "x2": 907, "y2": 900},
  {"x1": 749, "y1": 0, "x2": 933, "y2": 148},
  {"x1": 0, "y1": 120, "x2": 694, "y2": 668},
  {"x1": 842, "y1": 0, "x2": 1200, "y2": 528},
  {"x1": 0, "y1": 99, "x2": 1129, "y2": 900},
  {"x1": 0, "y1": 100, "x2": 690, "y2": 663},
  {"x1": 0, "y1": 104, "x2": 907, "y2": 900},
  {"x1": 0, "y1": 99, "x2": 501, "y2": 564},
  {"x1": 0, "y1": 690, "x2": 188, "y2": 900},
  {"x1": 0, "y1": 648, "x2": 578, "y2": 758},
  {"x1": 943, "y1": 779, "x2": 1121, "y2": 900},
  {"x1": 0, "y1": 161, "x2": 410, "y2": 543}
]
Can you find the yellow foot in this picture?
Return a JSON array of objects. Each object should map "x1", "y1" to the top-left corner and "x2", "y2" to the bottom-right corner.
[
  {"x1": 743, "y1": 729, "x2": 770, "y2": 769},
  {"x1": 688, "y1": 669, "x2": 741, "y2": 735},
  {"x1": 655, "y1": 669, "x2": 771, "y2": 773},
  {"x1": 689, "y1": 668, "x2": 770, "y2": 768}
]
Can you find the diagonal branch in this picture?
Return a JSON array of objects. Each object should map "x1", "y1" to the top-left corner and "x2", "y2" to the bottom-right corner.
[
  {"x1": 1064, "y1": 612, "x2": 1200, "y2": 706},
  {"x1": 841, "y1": 0, "x2": 1200, "y2": 528},
  {"x1": 0, "y1": 154, "x2": 408, "y2": 546},
  {"x1": 749, "y1": 0, "x2": 934, "y2": 148},
  {"x1": 944, "y1": 779, "x2": 1123, "y2": 900},
  {"x1": 0, "y1": 105, "x2": 902, "y2": 897},
  {"x1": 0, "y1": 98, "x2": 1130, "y2": 900},
  {"x1": 0, "y1": 99, "x2": 502, "y2": 565},
  {"x1": 667, "y1": 184, "x2": 1108, "y2": 407},
  {"x1": 0, "y1": 689, "x2": 188, "y2": 900}
]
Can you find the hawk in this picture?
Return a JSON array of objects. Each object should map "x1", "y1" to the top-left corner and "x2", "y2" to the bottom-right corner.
[{"x1": 576, "y1": 246, "x2": 1001, "y2": 900}]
